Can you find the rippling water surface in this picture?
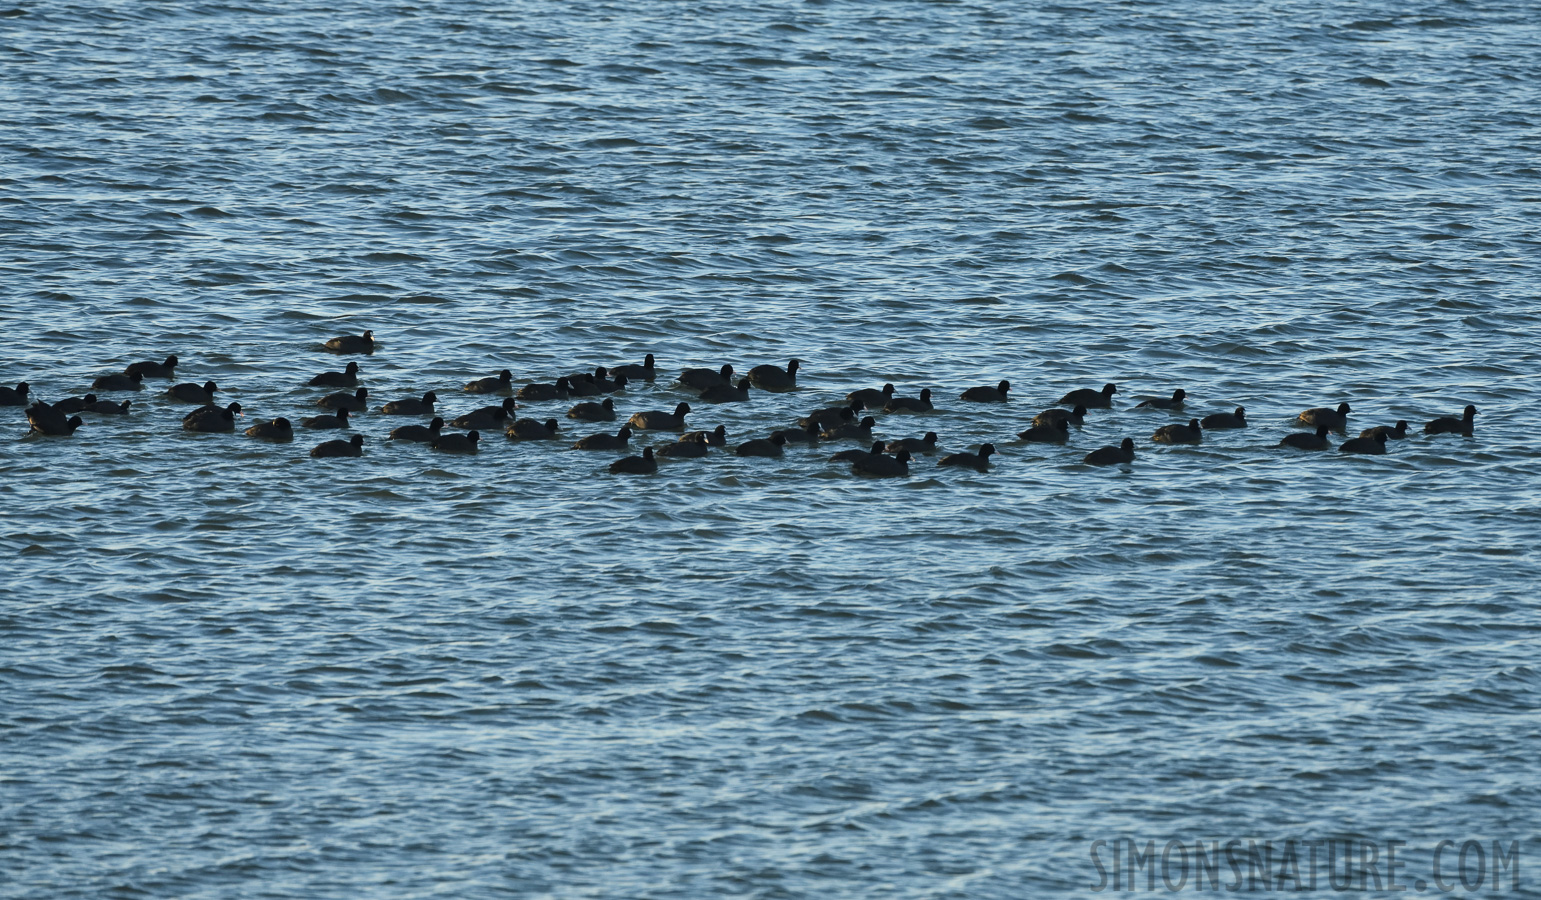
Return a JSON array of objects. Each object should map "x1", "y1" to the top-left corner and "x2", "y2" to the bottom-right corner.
[{"x1": 4, "y1": 1, "x2": 1541, "y2": 897}]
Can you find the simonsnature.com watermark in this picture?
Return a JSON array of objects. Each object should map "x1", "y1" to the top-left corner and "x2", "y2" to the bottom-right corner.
[{"x1": 1089, "y1": 839, "x2": 1521, "y2": 893}]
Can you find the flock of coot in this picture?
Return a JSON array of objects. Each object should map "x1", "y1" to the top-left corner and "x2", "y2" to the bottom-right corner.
[{"x1": 7, "y1": 330, "x2": 1479, "y2": 475}]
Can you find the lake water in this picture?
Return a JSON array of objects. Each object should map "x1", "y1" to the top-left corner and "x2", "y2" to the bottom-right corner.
[{"x1": 3, "y1": 1, "x2": 1539, "y2": 897}]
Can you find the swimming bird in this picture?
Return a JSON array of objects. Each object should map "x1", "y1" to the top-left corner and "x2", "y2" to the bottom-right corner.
[
  {"x1": 736, "y1": 433, "x2": 787, "y2": 457},
  {"x1": 573, "y1": 426, "x2": 632, "y2": 450},
  {"x1": 831, "y1": 441, "x2": 884, "y2": 463},
  {"x1": 854, "y1": 449, "x2": 911, "y2": 477},
  {"x1": 1201, "y1": 407, "x2": 1247, "y2": 429},
  {"x1": 1083, "y1": 438, "x2": 1136, "y2": 466},
  {"x1": 656, "y1": 432, "x2": 709, "y2": 458},
  {"x1": 701, "y1": 378, "x2": 752, "y2": 403},
  {"x1": 0, "y1": 382, "x2": 29, "y2": 405},
  {"x1": 1280, "y1": 425, "x2": 1331, "y2": 451},
  {"x1": 182, "y1": 400, "x2": 242, "y2": 426},
  {"x1": 464, "y1": 369, "x2": 513, "y2": 394},
  {"x1": 1297, "y1": 402, "x2": 1351, "y2": 431},
  {"x1": 301, "y1": 408, "x2": 351, "y2": 429},
  {"x1": 1136, "y1": 388, "x2": 1186, "y2": 410},
  {"x1": 53, "y1": 394, "x2": 98, "y2": 414},
  {"x1": 451, "y1": 397, "x2": 517, "y2": 430},
  {"x1": 26, "y1": 402, "x2": 82, "y2": 436},
  {"x1": 91, "y1": 372, "x2": 143, "y2": 392},
  {"x1": 610, "y1": 354, "x2": 656, "y2": 382},
  {"x1": 309, "y1": 361, "x2": 360, "y2": 387},
  {"x1": 594, "y1": 373, "x2": 628, "y2": 395},
  {"x1": 677, "y1": 364, "x2": 733, "y2": 392},
  {"x1": 772, "y1": 422, "x2": 822, "y2": 444},
  {"x1": 1018, "y1": 420, "x2": 1070, "y2": 444},
  {"x1": 245, "y1": 418, "x2": 293, "y2": 441},
  {"x1": 609, "y1": 446, "x2": 657, "y2": 474},
  {"x1": 433, "y1": 430, "x2": 480, "y2": 454},
  {"x1": 748, "y1": 358, "x2": 799, "y2": 392},
  {"x1": 680, "y1": 425, "x2": 728, "y2": 447},
  {"x1": 382, "y1": 392, "x2": 437, "y2": 415},
  {"x1": 1424, "y1": 405, "x2": 1476, "y2": 436},
  {"x1": 1033, "y1": 405, "x2": 1087, "y2": 428},
  {"x1": 1059, "y1": 383, "x2": 1117, "y2": 408},
  {"x1": 311, "y1": 434, "x2": 365, "y2": 457},
  {"x1": 960, "y1": 380, "x2": 1010, "y2": 402},
  {"x1": 848, "y1": 383, "x2": 895, "y2": 407},
  {"x1": 125, "y1": 354, "x2": 179, "y2": 379},
  {"x1": 1360, "y1": 420, "x2": 1409, "y2": 440},
  {"x1": 1152, "y1": 419, "x2": 1203, "y2": 444},
  {"x1": 568, "y1": 374, "x2": 603, "y2": 397},
  {"x1": 507, "y1": 417, "x2": 560, "y2": 440},
  {"x1": 822, "y1": 415, "x2": 876, "y2": 441},
  {"x1": 517, "y1": 377, "x2": 572, "y2": 401},
  {"x1": 884, "y1": 388, "x2": 933, "y2": 413},
  {"x1": 568, "y1": 397, "x2": 616, "y2": 421},
  {"x1": 1340, "y1": 432, "x2": 1388, "y2": 455},
  {"x1": 798, "y1": 401, "x2": 863, "y2": 430},
  {"x1": 319, "y1": 387, "x2": 368, "y2": 412},
  {"x1": 886, "y1": 432, "x2": 939, "y2": 454},
  {"x1": 169, "y1": 380, "x2": 218, "y2": 404},
  {"x1": 389, "y1": 417, "x2": 444, "y2": 443},
  {"x1": 938, "y1": 443, "x2": 994, "y2": 471},
  {"x1": 324, "y1": 331, "x2": 374, "y2": 354},
  {"x1": 628, "y1": 402, "x2": 690, "y2": 431},
  {"x1": 183, "y1": 405, "x2": 238, "y2": 433},
  {"x1": 84, "y1": 398, "x2": 131, "y2": 414}
]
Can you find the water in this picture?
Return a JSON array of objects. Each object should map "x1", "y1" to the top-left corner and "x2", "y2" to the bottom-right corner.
[{"x1": 3, "y1": 1, "x2": 1540, "y2": 897}]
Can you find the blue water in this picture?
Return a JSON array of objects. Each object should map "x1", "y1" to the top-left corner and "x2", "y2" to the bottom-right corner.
[{"x1": 3, "y1": 1, "x2": 1540, "y2": 897}]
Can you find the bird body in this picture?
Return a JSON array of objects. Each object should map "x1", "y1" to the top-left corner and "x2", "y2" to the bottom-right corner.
[
  {"x1": 678, "y1": 364, "x2": 733, "y2": 392},
  {"x1": 960, "y1": 380, "x2": 1010, "y2": 402},
  {"x1": 628, "y1": 402, "x2": 691, "y2": 431},
  {"x1": 854, "y1": 449, "x2": 911, "y2": 477},
  {"x1": 319, "y1": 387, "x2": 368, "y2": 412},
  {"x1": 382, "y1": 392, "x2": 437, "y2": 415},
  {"x1": 1340, "y1": 432, "x2": 1388, "y2": 455},
  {"x1": 1424, "y1": 406, "x2": 1476, "y2": 436},
  {"x1": 433, "y1": 430, "x2": 480, "y2": 454},
  {"x1": 451, "y1": 398, "x2": 516, "y2": 430},
  {"x1": 507, "y1": 418, "x2": 561, "y2": 441},
  {"x1": 747, "y1": 359, "x2": 799, "y2": 392},
  {"x1": 311, "y1": 434, "x2": 365, "y2": 457},
  {"x1": 245, "y1": 418, "x2": 293, "y2": 441},
  {"x1": 1297, "y1": 402, "x2": 1351, "y2": 431},
  {"x1": 1084, "y1": 438, "x2": 1136, "y2": 466},
  {"x1": 1201, "y1": 407, "x2": 1247, "y2": 429},
  {"x1": 1033, "y1": 405, "x2": 1086, "y2": 428},
  {"x1": 609, "y1": 447, "x2": 657, "y2": 474},
  {"x1": 1018, "y1": 420, "x2": 1070, "y2": 444},
  {"x1": 1059, "y1": 383, "x2": 1118, "y2": 408},
  {"x1": 125, "y1": 355, "x2": 179, "y2": 379},
  {"x1": 464, "y1": 369, "x2": 513, "y2": 394},
  {"x1": 1280, "y1": 426, "x2": 1330, "y2": 451},
  {"x1": 1152, "y1": 419, "x2": 1203, "y2": 445},
  {"x1": 91, "y1": 372, "x2": 143, "y2": 392},
  {"x1": 324, "y1": 331, "x2": 374, "y2": 354},
  {"x1": 169, "y1": 381, "x2": 218, "y2": 404},
  {"x1": 1136, "y1": 389, "x2": 1186, "y2": 410},
  {"x1": 884, "y1": 388, "x2": 933, "y2": 413},
  {"x1": 701, "y1": 378, "x2": 751, "y2": 403},
  {"x1": 736, "y1": 433, "x2": 787, "y2": 457},
  {"x1": 309, "y1": 361, "x2": 359, "y2": 387},
  {"x1": 939, "y1": 444, "x2": 994, "y2": 470},
  {"x1": 568, "y1": 397, "x2": 616, "y2": 421},
  {"x1": 389, "y1": 417, "x2": 444, "y2": 443},
  {"x1": 573, "y1": 427, "x2": 632, "y2": 451}
]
